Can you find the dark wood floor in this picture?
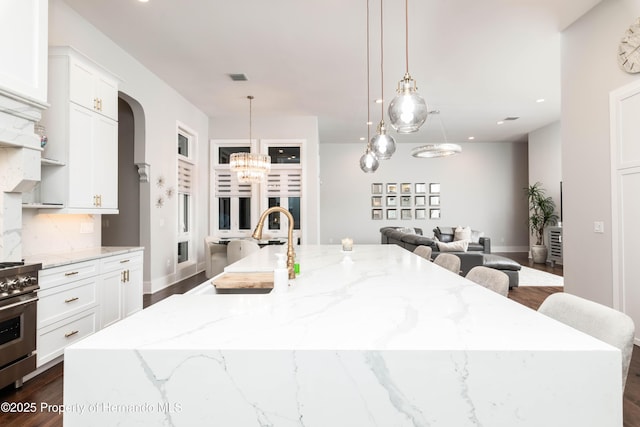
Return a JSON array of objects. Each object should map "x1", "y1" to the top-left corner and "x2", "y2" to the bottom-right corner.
[{"x1": 2, "y1": 253, "x2": 638, "y2": 426}]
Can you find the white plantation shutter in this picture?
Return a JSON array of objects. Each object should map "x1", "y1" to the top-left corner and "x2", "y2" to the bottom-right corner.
[
  {"x1": 266, "y1": 169, "x2": 302, "y2": 197},
  {"x1": 178, "y1": 159, "x2": 193, "y2": 194},
  {"x1": 214, "y1": 170, "x2": 253, "y2": 197}
]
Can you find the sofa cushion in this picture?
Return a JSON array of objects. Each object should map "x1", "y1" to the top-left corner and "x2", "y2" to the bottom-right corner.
[
  {"x1": 402, "y1": 234, "x2": 435, "y2": 246},
  {"x1": 467, "y1": 242, "x2": 484, "y2": 252},
  {"x1": 437, "y1": 240, "x2": 469, "y2": 252},
  {"x1": 483, "y1": 254, "x2": 521, "y2": 271}
]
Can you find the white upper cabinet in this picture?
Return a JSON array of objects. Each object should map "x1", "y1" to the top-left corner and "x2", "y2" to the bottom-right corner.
[
  {"x1": 39, "y1": 47, "x2": 119, "y2": 213},
  {"x1": 0, "y1": 0, "x2": 48, "y2": 103},
  {"x1": 68, "y1": 56, "x2": 118, "y2": 121}
]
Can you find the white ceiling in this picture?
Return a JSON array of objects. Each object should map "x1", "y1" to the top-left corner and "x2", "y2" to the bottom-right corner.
[{"x1": 61, "y1": 0, "x2": 601, "y2": 145}]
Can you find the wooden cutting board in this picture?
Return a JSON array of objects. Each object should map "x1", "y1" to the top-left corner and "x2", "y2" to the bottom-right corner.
[{"x1": 212, "y1": 272, "x2": 274, "y2": 289}]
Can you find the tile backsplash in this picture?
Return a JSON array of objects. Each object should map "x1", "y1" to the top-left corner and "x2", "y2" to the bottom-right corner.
[{"x1": 21, "y1": 211, "x2": 101, "y2": 257}]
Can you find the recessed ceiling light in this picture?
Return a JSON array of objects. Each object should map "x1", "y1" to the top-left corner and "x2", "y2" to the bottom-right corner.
[
  {"x1": 375, "y1": 99, "x2": 383, "y2": 104},
  {"x1": 366, "y1": 121, "x2": 373, "y2": 125},
  {"x1": 468, "y1": 136, "x2": 475, "y2": 140},
  {"x1": 359, "y1": 137, "x2": 366, "y2": 141},
  {"x1": 138, "y1": 0, "x2": 149, "y2": 2},
  {"x1": 497, "y1": 121, "x2": 504, "y2": 125},
  {"x1": 536, "y1": 98, "x2": 545, "y2": 103}
]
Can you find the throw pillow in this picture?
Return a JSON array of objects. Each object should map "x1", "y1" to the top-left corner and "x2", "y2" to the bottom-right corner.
[
  {"x1": 437, "y1": 240, "x2": 469, "y2": 252},
  {"x1": 454, "y1": 226, "x2": 472, "y2": 242}
]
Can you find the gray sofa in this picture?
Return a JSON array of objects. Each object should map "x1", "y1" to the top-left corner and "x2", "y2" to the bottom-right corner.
[
  {"x1": 380, "y1": 226, "x2": 491, "y2": 253},
  {"x1": 380, "y1": 226, "x2": 520, "y2": 287}
]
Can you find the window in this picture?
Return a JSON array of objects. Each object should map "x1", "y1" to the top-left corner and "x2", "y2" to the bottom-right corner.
[
  {"x1": 177, "y1": 123, "x2": 196, "y2": 265},
  {"x1": 210, "y1": 139, "x2": 304, "y2": 241}
]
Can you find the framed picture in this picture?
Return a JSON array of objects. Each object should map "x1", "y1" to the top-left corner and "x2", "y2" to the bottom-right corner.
[
  {"x1": 372, "y1": 209, "x2": 383, "y2": 220},
  {"x1": 387, "y1": 209, "x2": 397, "y2": 220},
  {"x1": 401, "y1": 209, "x2": 412, "y2": 220},
  {"x1": 400, "y1": 196, "x2": 412, "y2": 207},
  {"x1": 401, "y1": 183, "x2": 412, "y2": 194},
  {"x1": 429, "y1": 183, "x2": 441, "y2": 194},
  {"x1": 430, "y1": 208, "x2": 441, "y2": 219},
  {"x1": 386, "y1": 183, "x2": 397, "y2": 194},
  {"x1": 386, "y1": 196, "x2": 397, "y2": 206},
  {"x1": 415, "y1": 183, "x2": 426, "y2": 193},
  {"x1": 371, "y1": 196, "x2": 382, "y2": 207},
  {"x1": 371, "y1": 183, "x2": 383, "y2": 194},
  {"x1": 415, "y1": 195, "x2": 426, "y2": 206},
  {"x1": 415, "y1": 208, "x2": 426, "y2": 219},
  {"x1": 429, "y1": 195, "x2": 440, "y2": 206}
]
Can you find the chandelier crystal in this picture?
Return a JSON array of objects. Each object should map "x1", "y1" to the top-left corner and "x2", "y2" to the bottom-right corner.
[
  {"x1": 230, "y1": 152, "x2": 271, "y2": 182},
  {"x1": 229, "y1": 95, "x2": 270, "y2": 183}
]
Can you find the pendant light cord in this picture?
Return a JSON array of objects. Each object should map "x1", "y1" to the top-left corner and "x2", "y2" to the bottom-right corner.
[
  {"x1": 380, "y1": 0, "x2": 385, "y2": 117},
  {"x1": 247, "y1": 95, "x2": 254, "y2": 141},
  {"x1": 404, "y1": 0, "x2": 409, "y2": 74},
  {"x1": 366, "y1": 0, "x2": 371, "y2": 145}
]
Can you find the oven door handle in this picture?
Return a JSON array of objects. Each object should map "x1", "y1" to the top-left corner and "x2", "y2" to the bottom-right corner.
[{"x1": 0, "y1": 295, "x2": 38, "y2": 311}]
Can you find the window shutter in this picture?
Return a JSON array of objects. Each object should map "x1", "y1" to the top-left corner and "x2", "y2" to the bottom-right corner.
[
  {"x1": 266, "y1": 169, "x2": 302, "y2": 197},
  {"x1": 178, "y1": 159, "x2": 193, "y2": 194},
  {"x1": 215, "y1": 170, "x2": 253, "y2": 197}
]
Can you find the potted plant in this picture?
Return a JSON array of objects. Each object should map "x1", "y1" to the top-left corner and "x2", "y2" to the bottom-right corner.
[{"x1": 526, "y1": 182, "x2": 559, "y2": 263}]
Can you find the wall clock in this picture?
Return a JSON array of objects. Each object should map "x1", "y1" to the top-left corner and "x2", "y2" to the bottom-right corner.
[{"x1": 618, "y1": 18, "x2": 640, "y2": 74}]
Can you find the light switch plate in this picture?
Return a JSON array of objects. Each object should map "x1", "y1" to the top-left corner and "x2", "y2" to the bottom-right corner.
[{"x1": 594, "y1": 221, "x2": 604, "y2": 233}]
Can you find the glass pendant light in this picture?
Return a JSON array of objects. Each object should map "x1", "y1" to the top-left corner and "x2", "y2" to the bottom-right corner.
[
  {"x1": 411, "y1": 110, "x2": 462, "y2": 158},
  {"x1": 388, "y1": 0, "x2": 428, "y2": 133},
  {"x1": 371, "y1": 0, "x2": 396, "y2": 160},
  {"x1": 360, "y1": 0, "x2": 379, "y2": 173}
]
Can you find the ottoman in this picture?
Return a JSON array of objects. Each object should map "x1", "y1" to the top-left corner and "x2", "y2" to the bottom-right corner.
[{"x1": 482, "y1": 254, "x2": 521, "y2": 288}]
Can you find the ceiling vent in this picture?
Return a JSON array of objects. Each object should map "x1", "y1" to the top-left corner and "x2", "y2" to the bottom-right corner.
[
  {"x1": 504, "y1": 116, "x2": 519, "y2": 121},
  {"x1": 228, "y1": 73, "x2": 248, "y2": 81}
]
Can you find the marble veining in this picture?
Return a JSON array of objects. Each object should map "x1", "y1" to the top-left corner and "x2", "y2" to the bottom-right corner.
[{"x1": 64, "y1": 245, "x2": 622, "y2": 426}]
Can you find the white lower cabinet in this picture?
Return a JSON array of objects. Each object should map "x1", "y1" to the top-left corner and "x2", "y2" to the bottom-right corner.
[
  {"x1": 36, "y1": 250, "x2": 144, "y2": 367},
  {"x1": 99, "y1": 251, "x2": 143, "y2": 328}
]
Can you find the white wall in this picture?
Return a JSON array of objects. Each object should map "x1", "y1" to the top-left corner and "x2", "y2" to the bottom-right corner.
[
  {"x1": 209, "y1": 115, "x2": 320, "y2": 244},
  {"x1": 528, "y1": 121, "x2": 562, "y2": 247},
  {"x1": 23, "y1": 0, "x2": 210, "y2": 293},
  {"x1": 561, "y1": 0, "x2": 640, "y2": 305},
  {"x1": 319, "y1": 141, "x2": 530, "y2": 251}
]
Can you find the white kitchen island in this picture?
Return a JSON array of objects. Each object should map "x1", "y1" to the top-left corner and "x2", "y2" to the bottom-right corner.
[{"x1": 63, "y1": 245, "x2": 621, "y2": 426}]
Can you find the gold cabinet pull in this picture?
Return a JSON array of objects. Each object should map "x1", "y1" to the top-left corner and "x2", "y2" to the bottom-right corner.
[
  {"x1": 64, "y1": 271, "x2": 79, "y2": 277},
  {"x1": 65, "y1": 330, "x2": 79, "y2": 338},
  {"x1": 120, "y1": 259, "x2": 130, "y2": 264},
  {"x1": 64, "y1": 297, "x2": 79, "y2": 303}
]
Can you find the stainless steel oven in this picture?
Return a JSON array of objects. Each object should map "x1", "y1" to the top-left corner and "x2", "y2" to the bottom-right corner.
[{"x1": 0, "y1": 262, "x2": 41, "y2": 389}]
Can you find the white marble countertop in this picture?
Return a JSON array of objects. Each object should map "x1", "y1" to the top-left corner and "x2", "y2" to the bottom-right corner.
[
  {"x1": 64, "y1": 244, "x2": 621, "y2": 426},
  {"x1": 71, "y1": 245, "x2": 612, "y2": 353},
  {"x1": 24, "y1": 246, "x2": 144, "y2": 269}
]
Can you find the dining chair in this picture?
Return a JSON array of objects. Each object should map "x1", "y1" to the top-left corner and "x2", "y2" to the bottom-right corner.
[
  {"x1": 226, "y1": 240, "x2": 260, "y2": 265},
  {"x1": 538, "y1": 292, "x2": 635, "y2": 392},
  {"x1": 204, "y1": 237, "x2": 228, "y2": 278},
  {"x1": 413, "y1": 245, "x2": 432, "y2": 261},
  {"x1": 465, "y1": 266, "x2": 509, "y2": 297},
  {"x1": 433, "y1": 253, "x2": 461, "y2": 274}
]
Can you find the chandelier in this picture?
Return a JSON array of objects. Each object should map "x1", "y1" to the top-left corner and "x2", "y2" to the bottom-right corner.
[
  {"x1": 230, "y1": 95, "x2": 271, "y2": 183},
  {"x1": 411, "y1": 110, "x2": 462, "y2": 158}
]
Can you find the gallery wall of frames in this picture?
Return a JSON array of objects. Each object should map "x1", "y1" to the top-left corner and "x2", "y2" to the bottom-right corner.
[{"x1": 370, "y1": 182, "x2": 441, "y2": 221}]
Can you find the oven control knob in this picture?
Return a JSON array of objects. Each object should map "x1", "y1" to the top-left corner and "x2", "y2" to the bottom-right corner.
[
  {"x1": 0, "y1": 280, "x2": 7, "y2": 292},
  {"x1": 6, "y1": 278, "x2": 18, "y2": 291},
  {"x1": 18, "y1": 276, "x2": 30, "y2": 288}
]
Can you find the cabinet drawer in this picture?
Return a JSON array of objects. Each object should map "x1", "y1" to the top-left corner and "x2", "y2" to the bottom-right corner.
[
  {"x1": 38, "y1": 277, "x2": 98, "y2": 327},
  {"x1": 101, "y1": 251, "x2": 143, "y2": 273},
  {"x1": 39, "y1": 260, "x2": 100, "y2": 290},
  {"x1": 37, "y1": 308, "x2": 98, "y2": 367}
]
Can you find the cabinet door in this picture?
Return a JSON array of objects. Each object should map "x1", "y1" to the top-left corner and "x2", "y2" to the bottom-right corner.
[
  {"x1": 100, "y1": 268, "x2": 123, "y2": 329},
  {"x1": 94, "y1": 115, "x2": 118, "y2": 209},
  {"x1": 68, "y1": 104, "x2": 95, "y2": 208},
  {"x1": 69, "y1": 58, "x2": 96, "y2": 112},
  {"x1": 96, "y1": 76, "x2": 118, "y2": 121},
  {"x1": 123, "y1": 263, "x2": 143, "y2": 317}
]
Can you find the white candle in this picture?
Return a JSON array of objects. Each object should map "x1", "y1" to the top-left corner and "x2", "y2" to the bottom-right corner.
[{"x1": 341, "y1": 238, "x2": 353, "y2": 251}]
